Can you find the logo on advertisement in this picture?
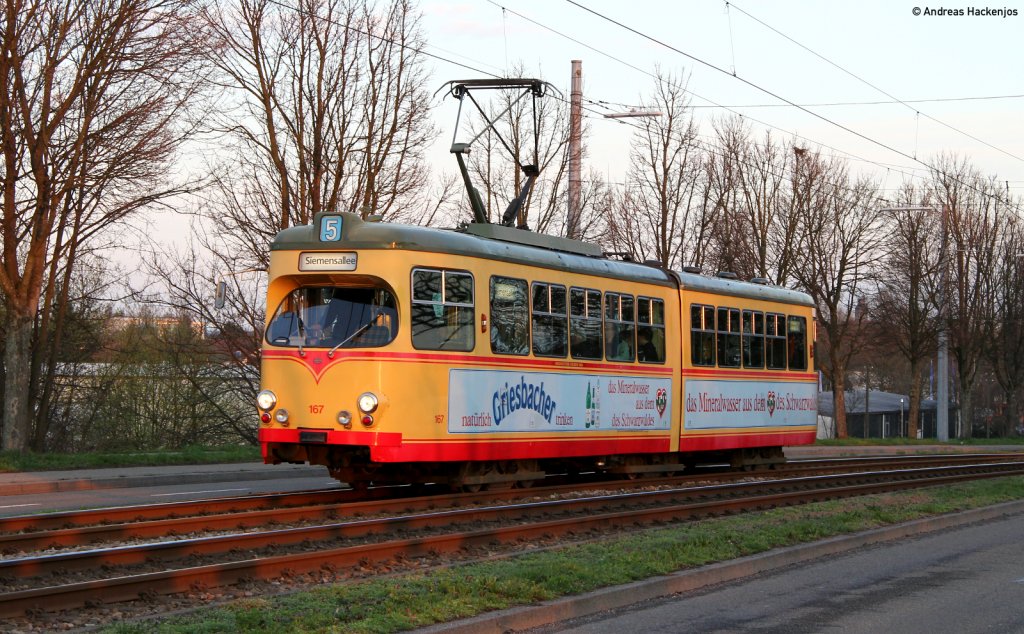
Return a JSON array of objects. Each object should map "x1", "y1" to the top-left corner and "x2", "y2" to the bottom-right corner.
[
  {"x1": 766, "y1": 391, "x2": 776, "y2": 417},
  {"x1": 655, "y1": 388, "x2": 667, "y2": 417},
  {"x1": 492, "y1": 377, "x2": 557, "y2": 426}
]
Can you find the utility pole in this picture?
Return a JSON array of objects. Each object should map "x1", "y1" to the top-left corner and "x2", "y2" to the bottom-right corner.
[
  {"x1": 566, "y1": 60, "x2": 659, "y2": 241},
  {"x1": 936, "y1": 203, "x2": 949, "y2": 442},
  {"x1": 865, "y1": 365, "x2": 870, "y2": 438},
  {"x1": 567, "y1": 60, "x2": 583, "y2": 240}
]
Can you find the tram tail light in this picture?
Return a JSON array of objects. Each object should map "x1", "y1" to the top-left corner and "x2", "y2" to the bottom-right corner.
[{"x1": 361, "y1": 415, "x2": 374, "y2": 427}]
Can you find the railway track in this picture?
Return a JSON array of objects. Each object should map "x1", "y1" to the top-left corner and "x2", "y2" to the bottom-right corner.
[
  {"x1": 1, "y1": 453, "x2": 1012, "y2": 538},
  {"x1": 3, "y1": 454, "x2": 1023, "y2": 619}
]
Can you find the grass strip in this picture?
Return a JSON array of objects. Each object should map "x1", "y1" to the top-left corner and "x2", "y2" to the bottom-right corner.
[
  {"x1": 102, "y1": 476, "x2": 1024, "y2": 634},
  {"x1": 0, "y1": 445, "x2": 261, "y2": 472}
]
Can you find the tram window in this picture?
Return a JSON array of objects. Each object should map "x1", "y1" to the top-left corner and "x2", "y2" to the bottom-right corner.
[
  {"x1": 490, "y1": 276, "x2": 529, "y2": 355},
  {"x1": 570, "y1": 287, "x2": 602, "y2": 360},
  {"x1": 742, "y1": 310, "x2": 765, "y2": 368},
  {"x1": 605, "y1": 293, "x2": 635, "y2": 362},
  {"x1": 637, "y1": 297, "x2": 665, "y2": 364},
  {"x1": 266, "y1": 285, "x2": 398, "y2": 349},
  {"x1": 788, "y1": 315, "x2": 808, "y2": 370},
  {"x1": 411, "y1": 268, "x2": 474, "y2": 351},
  {"x1": 766, "y1": 312, "x2": 787, "y2": 369},
  {"x1": 716, "y1": 307, "x2": 741, "y2": 368},
  {"x1": 532, "y1": 282, "x2": 568, "y2": 357},
  {"x1": 690, "y1": 304, "x2": 715, "y2": 366}
]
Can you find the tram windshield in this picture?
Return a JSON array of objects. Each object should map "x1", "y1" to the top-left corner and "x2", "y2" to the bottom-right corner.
[{"x1": 266, "y1": 286, "x2": 397, "y2": 349}]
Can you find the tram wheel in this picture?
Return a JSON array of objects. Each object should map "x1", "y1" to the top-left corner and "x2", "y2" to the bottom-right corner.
[
  {"x1": 454, "y1": 462, "x2": 486, "y2": 493},
  {"x1": 515, "y1": 460, "x2": 540, "y2": 488}
]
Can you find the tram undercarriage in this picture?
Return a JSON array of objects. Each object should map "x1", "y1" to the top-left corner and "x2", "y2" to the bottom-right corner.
[{"x1": 267, "y1": 442, "x2": 786, "y2": 491}]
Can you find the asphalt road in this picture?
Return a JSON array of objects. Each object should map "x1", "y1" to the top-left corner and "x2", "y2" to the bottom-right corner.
[{"x1": 533, "y1": 513, "x2": 1024, "y2": 633}]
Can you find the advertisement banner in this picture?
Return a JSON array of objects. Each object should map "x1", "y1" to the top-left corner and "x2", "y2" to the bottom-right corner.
[
  {"x1": 448, "y1": 369, "x2": 672, "y2": 433},
  {"x1": 683, "y1": 379, "x2": 817, "y2": 429}
]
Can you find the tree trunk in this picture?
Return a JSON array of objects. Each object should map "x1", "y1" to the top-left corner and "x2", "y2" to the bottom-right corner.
[
  {"x1": 1005, "y1": 394, "x2": 1021, "y2": 438},
  {"x1": 830, "y1": 364, "x2": 848, "y2": 438},
  {"x1": 958, "y1": 375, "x2": 974, "y2": 440},
  {"x1": 31, "y1": 229, "x2": 80, "y2": 451},
  {"x1": 907, "y1": 359, "x2": 923, "y2": 439},
  {"x1": 2, "y1": 314, "x2": 33, "y2": 451}
]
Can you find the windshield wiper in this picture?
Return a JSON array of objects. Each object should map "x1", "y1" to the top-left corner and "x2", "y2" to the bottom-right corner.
[
  {"x1": 296, "y1": 316, "x2": 307, "y2": 357},
  {"x1": 327, "y1": 314, "x2": 377, "y2": 358}
]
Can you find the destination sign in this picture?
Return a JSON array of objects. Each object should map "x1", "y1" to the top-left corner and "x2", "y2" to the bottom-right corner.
[{"x1": 298, "y1": 252, "x2": 357, "y2": 271}]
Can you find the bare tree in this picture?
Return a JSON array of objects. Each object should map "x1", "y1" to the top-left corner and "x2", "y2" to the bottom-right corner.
[
  {"x1": 569, "y1": 169, "x2": 615, "y2": 245},
  {"x1": 702, "y1": 117, "x2": 748, "y2": 275},
  {"x1": 873, "y1": 185, "x2": 943, "y2": 439},
  {"x1": 125, "y1": 217, "x2": 266, "y2": 444},
  {"x1": 138, "y1": 1, "x2": 442, "y2": 441},
  {"x1": 931, "y1": 155, "x2": 1004, "y2": 439},
  {"x1": 201, "y1": 0, "x2": 437, "y2": 269},
  {"x1": 987, "y1": 211, "x2": 1024, "y2": 436},
  {"x1": 792, "y1": 151, "x2": 885, "y2": 438},
  {"x1": 608, "y1": 69, "x2": 704, "y2": 268},
  {"x1": 0, "y1": 0, "x2": 206, "y2": 451},
  {"x1": 704, "y1": 117, "x2": 801, "y2": 284}
]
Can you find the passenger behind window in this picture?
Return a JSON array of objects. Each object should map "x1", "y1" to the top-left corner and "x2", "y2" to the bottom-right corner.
[
  {"x1": 570, "y1": 323, "x2": 601, "y2": 359},
  {"x1": 637, "y1": 329, "x2": 658, "y2": 362},
  {"x1": 608, "y1": 328, "x2": 633, "y2": 361}
]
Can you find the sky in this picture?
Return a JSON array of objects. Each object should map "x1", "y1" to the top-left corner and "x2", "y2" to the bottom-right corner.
[
  {"x1": 417, "y1": 0, "x2": 1024, "y2": 199},
  {"x1": 138, "y1": 0, "x2": 1022, "y2": 267}
]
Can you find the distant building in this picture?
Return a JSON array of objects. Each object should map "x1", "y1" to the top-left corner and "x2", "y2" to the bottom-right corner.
[
  {"x1": 105, "y1": 315, "x2": 205, "y2": 337},
  {"x1": 817, "y1": 390, "x2": 957, "y2": 439}
]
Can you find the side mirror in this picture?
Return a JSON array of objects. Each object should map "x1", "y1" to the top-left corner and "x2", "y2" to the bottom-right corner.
[
  {"x1": 214, "y1": 280, "x2": 227, "y2": 310},
  {"x1": 213, "y1": 267, "x2": 265, "y2": 310}
]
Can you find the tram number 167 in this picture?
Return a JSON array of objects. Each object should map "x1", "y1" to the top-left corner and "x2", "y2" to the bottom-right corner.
[{"x1": 309, "y1": 404, "x2": 324, "y2": 414}]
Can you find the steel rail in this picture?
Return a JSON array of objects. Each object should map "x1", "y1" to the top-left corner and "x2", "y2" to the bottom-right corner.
[
  {"x1": 0, "y1": 488, "x2": 367, "y2": 534},
  {"x1": 3, "y1": 454, "x2": 1022, "y2": 553},
  {"x1": 2, "y1": 461, "x2": 1023, "y2": 617},
  {"x1": 2, "y1": 453, "x2": 1016, "y2": 536}
]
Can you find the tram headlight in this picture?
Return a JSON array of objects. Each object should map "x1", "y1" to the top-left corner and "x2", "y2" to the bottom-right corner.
[
  {"x1": 256, "y1": 389, "x2": 277, "y2": 411},
  {"x1": 357, "y1": 392, "x2": 379, "y2": 414},
  {"x1": 337, "y1": 410, "x2": 352, "y2": 428},
  {"x1": 274, "y1": 409, "x2": 290, "y2": 425}
]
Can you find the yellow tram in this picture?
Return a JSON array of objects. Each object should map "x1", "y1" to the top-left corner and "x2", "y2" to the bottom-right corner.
[{"x1": 256, "y1": 211, "x2": 818, "y2": 489}]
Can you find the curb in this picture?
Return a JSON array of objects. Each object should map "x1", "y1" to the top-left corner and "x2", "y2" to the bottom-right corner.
[
  {"x1": 0, "y1": 465, "x2": 325, "y2": 497},
  {"x1": 417, "y1": 499, "x2": 1024, "y2": 633}
]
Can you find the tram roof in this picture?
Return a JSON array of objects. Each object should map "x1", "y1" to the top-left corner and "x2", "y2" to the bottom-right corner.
[
  {"x1": 674, "y1": 270, "x2": 813, "y2": 307},
  {"x1": 271, "y1": 213, "x2": 814, "y2": 307}
]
